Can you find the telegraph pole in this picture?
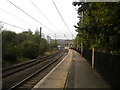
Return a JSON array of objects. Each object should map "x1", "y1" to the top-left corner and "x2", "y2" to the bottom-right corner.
[
  {"x1": 39, "y1": 27, "x2": 42, "y2": 45},
  {"x1": 55, "y1": 34, "x2": 56, "y2": 40},
  {"x1": 72, "y1": 34, "x2": 73, "y2": 40}
]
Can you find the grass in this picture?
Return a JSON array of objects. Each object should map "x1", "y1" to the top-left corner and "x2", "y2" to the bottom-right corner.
[
  {"x1": 2, "y1": 57, "x2": 30, "y2": 67},
  {"x1": 2, "y1": 49, "x2": 59, "y2": 68},
  {"x1": 44, "y1": 48, "x2": 59, "y2": 56}
]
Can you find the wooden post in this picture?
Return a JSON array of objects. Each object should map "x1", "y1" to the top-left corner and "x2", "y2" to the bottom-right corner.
[{"x1": 92, "y1": 47, "x2": 94, "y2": 68}]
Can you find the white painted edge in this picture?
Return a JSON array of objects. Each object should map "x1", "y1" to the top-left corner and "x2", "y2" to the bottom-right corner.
[{"x1": 32, "y1": 50, "x2": 70, "y2": 89}]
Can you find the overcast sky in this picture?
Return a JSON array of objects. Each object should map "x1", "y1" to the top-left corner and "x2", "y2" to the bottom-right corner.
[{"x1": 0, "y1": 0, "x2": 79, "y2": 39}]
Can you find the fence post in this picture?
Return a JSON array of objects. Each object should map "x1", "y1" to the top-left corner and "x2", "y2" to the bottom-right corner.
[
  {"x1": 92, "y1": 47, "x2": 94, "y2": 68},
  {"x1": 81, "y1": 42, "x2": 83, "y2": 57}
]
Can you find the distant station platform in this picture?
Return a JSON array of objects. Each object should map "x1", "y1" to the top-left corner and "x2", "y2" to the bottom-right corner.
[{"x1": 32, "y1": 49, "x2": 110, "y2": 89}]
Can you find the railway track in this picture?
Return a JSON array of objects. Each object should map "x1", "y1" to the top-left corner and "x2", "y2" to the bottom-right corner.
[
  {"x1": 2, "y1": 51, "x2": 62, "y2": 78},
  {"x1": 2, "y1": 49, "x2": 68, "y2": 89}
]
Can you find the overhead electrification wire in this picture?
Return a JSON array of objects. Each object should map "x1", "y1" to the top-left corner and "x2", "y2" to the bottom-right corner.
[
  {"x1": 0, "y1": 8, "x2": 36, "y2": 28},
  {"x1": 0, "y1": 7, "x2": 53, "y2": 38},
  {"x1": 64, "y1": 34, "x2": 68, "y2": 40},
  {"x1": 0, "y1": 20, "x2": 54, "y2": 38},
  {"x1": 52, "y1": 0, "x2": 73, "y2": 36},
  {"x1": 29, "y1": 0, "x2": 63, "y2": 38},
  {"x1": 0, "y1": 21, "x2": 26, "y2": 30},
  {"x1": 7, "y1": 0, "x2": 58, "y2": 37},
  {"x1": 29, "y1": 0, "x2": 53, "y2": 26}
]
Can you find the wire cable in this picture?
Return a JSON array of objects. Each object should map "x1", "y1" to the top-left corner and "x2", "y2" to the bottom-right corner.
[
  {"x1": 64, "y1": 34, "x2": 68, "y2": 40},
  {"x1": 29, "y1": 0, "x2": 64, "y2": 38},
  {"x1": 52, "y1": 0, "x2": 73, "y2": 36},
  {"x1": 0, "y1": 21, "x2": 26, "y2": 30},
  {"x1": 0, "y1": 8, "x2": 36, "y2": 28},
  {"x1": 7, "y1": 0, "x2": 59, "y2": 37},
  {"x1": 1, "y1": 20, "x2": 54, "y2": 39}
]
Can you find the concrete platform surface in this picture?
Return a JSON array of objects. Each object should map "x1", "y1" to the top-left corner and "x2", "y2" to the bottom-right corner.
[
  {"x1": 66, "y1": 50, "x2": 110, "y2": 88},
  {"x1": 32, "y1": 49, "x2": 73, "y2": 89},
  {"x1": 32, "y1": 49, "x2": 110, "y2": 89}
]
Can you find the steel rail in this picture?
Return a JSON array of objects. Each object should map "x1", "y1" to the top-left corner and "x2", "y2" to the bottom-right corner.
[
  {"x1": 8, "y1": 50, "x2": 67, "y2": 90},
  {"x1": 2, "y1": 51, "x2": 62, "y2": 78}
]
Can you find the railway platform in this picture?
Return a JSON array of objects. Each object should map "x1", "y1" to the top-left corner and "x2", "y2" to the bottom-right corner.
[{"x1": 32, "y1": 49, "x2": 110, "y2": 89}]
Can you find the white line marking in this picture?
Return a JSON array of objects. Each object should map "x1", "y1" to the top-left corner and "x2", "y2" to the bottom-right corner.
[{"x1": 32, "y1": 50, "x2": 70, "y2": 89}]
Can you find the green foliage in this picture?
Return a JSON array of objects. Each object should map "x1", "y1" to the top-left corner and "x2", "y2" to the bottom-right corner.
[
  {"x1": 49, "y1": 40, "x2": 58, "y2": 49},
  {"x1": 2, "y1": 30, "x2": 18, "y2": 61},
  {"x1": 20, "y1": 41, "x2": 39, "y2": 59},
  {"x1": 2, "y1": 30, "x2": 58, "y2": 63},
  {"x1": 3, "y1": 44, "x2": 18, "y2": 61},
  {"x1": 73, "y1": 2, "x2": 120, "y2": 52},
  {"x1": 39, "y1": 38, "x2": 48, "y2": 56}
]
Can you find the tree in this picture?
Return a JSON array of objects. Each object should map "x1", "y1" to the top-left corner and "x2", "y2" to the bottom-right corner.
[
  {"x1": 49, "y1": 40, "x2": 58, "y2": 49},
  {"x1": 2, "y1": 29, "x2": 59, "y2": 64},
  {"x1": 39, "y1": 38, "x2": 48, "y2": 55},
  {"x1": 73, "y1": 2, "x2": 120, "y2": 52},
  {"x1": 20, "y1": 41, "x2": 39, "y2": 59},
  {"x1": 2, "y1": 30, "x2": 18, "y2": 61}
]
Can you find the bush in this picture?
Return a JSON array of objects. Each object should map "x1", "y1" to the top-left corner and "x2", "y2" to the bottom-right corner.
[
  {"x1": 2, "y1": 44, "x2": 18, "y2": 61},
  {"x1": 20, "y1": 41, "x2": 39, "y2": 59}
]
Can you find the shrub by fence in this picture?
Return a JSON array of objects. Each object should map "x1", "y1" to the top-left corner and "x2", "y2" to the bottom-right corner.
[{"x1": 82, "y1": 49, "x2": 120, "y2": 88}]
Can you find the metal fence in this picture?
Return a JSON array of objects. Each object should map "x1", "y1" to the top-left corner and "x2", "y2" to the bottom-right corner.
[
  {"x1": 82, "y1": 49, "x2": 120, "y2": 88},
  {"x1": 83, "y1": 49, "x2": 92, "y2": 65}
]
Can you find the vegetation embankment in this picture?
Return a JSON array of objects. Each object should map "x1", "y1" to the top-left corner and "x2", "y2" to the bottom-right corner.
[{"x1": 2, "y1": 30, "x2": 58, "y2": 67}]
